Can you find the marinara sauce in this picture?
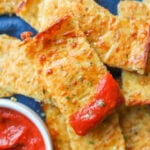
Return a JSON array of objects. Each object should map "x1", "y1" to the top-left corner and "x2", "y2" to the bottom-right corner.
[{"x1": 0, "y1": 108, "x2": 45, "y2": 150}]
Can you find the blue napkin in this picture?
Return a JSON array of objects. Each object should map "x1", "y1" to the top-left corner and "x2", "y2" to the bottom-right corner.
[
  {"x1": 0, "y1": 0, "x2": 142, "y2": 119},
  {"x1": 0, "y1": 15, "x2": 37, "y2": 39}
]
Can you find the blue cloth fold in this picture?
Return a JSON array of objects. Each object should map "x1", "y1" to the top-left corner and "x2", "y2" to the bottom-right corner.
[{"x1": 0, "y1": 15, "x2": 37, "y2": 39}]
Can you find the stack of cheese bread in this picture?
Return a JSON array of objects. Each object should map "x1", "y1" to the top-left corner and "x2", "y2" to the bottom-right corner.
[{"x1": 0, "y1": 0, "x2": 150, "y2": 149}]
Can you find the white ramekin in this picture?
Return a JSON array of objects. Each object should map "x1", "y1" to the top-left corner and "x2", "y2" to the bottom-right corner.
[{"x1": 0, "y1": 98, "x2": 53, "y2": 150}]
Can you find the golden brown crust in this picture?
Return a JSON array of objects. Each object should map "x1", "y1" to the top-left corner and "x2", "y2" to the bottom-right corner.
[
  {"x1": 44, "y1": 104, "x2": 125, "y2": 150},
  {"x1": 118, "y1": 0, "x2": 150, "y2": 106},
  {"x1": 0, "y1": 0, "x2": 23, "y2": 14},
  {"x1": 122, "y1": 71, "x2": 150, "y2": 106},
  {"x1": 96, "y1": 18, "x2": 150, "y2": 74},
  {"x1": 17, "y1": 0, "x2": 41, "y2": 29},
  {"x1": 67, "y1": 112, "x2": 125, "y2": 150},
  {"x1": 0, "y1": 2, "x2": 127, "y2": 148},
  {"x1": 0, "y1": 35, "x2": 20, "y2": 98},
  {"x1": 0, "y1": 15, "x2": 107, "y2": 123},
  {"x1": 118, "y1": 106, "x2": 150, "y2": 150},
  {"x1": 17, "y1": 0, "x2": 73, "y2": 31},
  {"x1": 0, "y1": 88, "x2": 12, "y2": 98},
  {"x1": 118, "y1": 0, "x2": 150, "y2": 20},
  {"x1": 17, "y1": 0, "x2": 150, "y2": 74},
  {"x1": 43, "y1": 104, "x2": 71, "y2": 150},
  {"x1": 0, "y1": 17, "x2": 125, "y2": 149},
  {"x1": 143, "y1": 0, "x2": 150, "y2": 9},
  {"x1": 75, "y1": 0, "x2": 150, "y2": 74}
]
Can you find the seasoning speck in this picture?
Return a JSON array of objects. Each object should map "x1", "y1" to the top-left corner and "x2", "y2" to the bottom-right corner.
[
  {"x1": 66, "y1": 96, "x2": 70, "y2": 100},
  {"x1": 10, "y1": 97, "x2": 17, "y2": 102},
  {"x1": 89, "y1": 141, "x2": 95, "y2": 145}
]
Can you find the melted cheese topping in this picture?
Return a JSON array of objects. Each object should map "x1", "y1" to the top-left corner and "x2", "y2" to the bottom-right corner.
[
  {"x1": 0, "y1": 35, "x2": 21, "y2": 97},
  {"x1": 43, "y1": 104, "x2": 71, "y2": 150},
  {"x1": 0, "y1": 0, "x2": 23, "y2": 14},
  {"x1": 122, "y1": 71, "x2": 150, "y2": 105},
  {"x1": 44, "y1": 104, "x2": 125, "y2": 150},
  {"x1": 118, "y1": 1, "x2": 150, "y2": 20},
  {"x1": 118, "y1": 0, "x2": 150, "y2": 105},
  {"x1": 0, "y1": 18, "x2": 125, "y2": 149},
  {"x1": 144, "y1": 0, "x2": 150, "y2": 9},
  {"x1": 0, "y1": 87, "x2": 12, "y2": 97},
  {"x1": 0, "y1": 16, "x2": 107, "y2": 122},
  {"x1": 119, "y1": 106, "x2": 150, "y2": 150},
  {"x1": 17, "y1": 0, "x2": 150, "y2": 74}
]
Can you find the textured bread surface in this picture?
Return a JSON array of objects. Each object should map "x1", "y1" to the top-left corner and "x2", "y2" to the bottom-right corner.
[
  {"x1": 118, "y1": 0, "x2": 150, "y2": 105},
  {"x1": 43, "y1": 104, "x2": 71, "y2": 150},
  {"x1": 122, "y1": 70, "x2": 150, "y2": 105},
  {"x1": 67, "y1": 112, "x2": 125, "y2": 150},
  {"x1": 0, "y1": 0, "x2": 23, "y2": 14},
  {"x1": 144, "y1": 0, "x2": 150, "y2": 8},
  {"x1": 118, "y1": 3, "x2": 150, "y2": 149},
  {"x1": 44, "y1": 103, "x2": 125, "y2": 150},
  {"x1": 17, "y1": 0, "x2": 150, "y2": 74},
  {"x1": 0, "y1": 88, "x2": 12, "y2": 97},
  {"x1": 0, "y1": 35, "x2": 21, "y2": 97},
  {"x1": 0, "y1": 17, "x2": 125, "y2": 150},
  {"x1": 118, "y1": 0, "x2": 150, "y2": 20},
  {"x1": 118, "y1": 106, "x2": 150, "y2": 150},
  {"x1": 0, "y1": 16, "x2": 110, "y2": 129}
]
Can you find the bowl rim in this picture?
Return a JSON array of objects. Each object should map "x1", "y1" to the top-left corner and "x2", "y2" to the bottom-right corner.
[{"x1": 0, "y1": 98, "x2": 53, "y2": 150}]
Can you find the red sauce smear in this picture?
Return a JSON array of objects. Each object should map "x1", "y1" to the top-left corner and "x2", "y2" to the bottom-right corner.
[
  {"x1": 0, "y1": 108, "x2": 45, "y2": 150},
  {"x1": 70, "y1": 73, "x2": 124, "y2": 136}
]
